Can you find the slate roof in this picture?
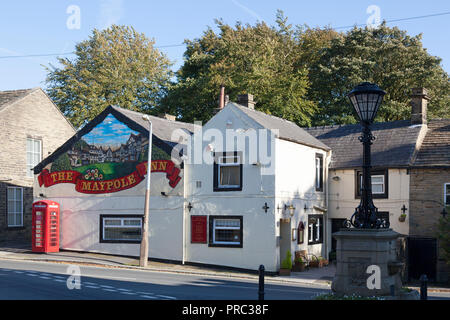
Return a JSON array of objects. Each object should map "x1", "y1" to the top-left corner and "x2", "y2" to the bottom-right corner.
[
  {"x1": 0, "y1": 88, "x2": 36, "y2": 111},
  {"x1": 231, "y1": 102, "x2": 331, "y2": 151},
  {"x1": 413, "y1": 119, "x2": 450, "y2": 167},
  {"x1": 109, "y1": 105, "x2": 198, "y2": 144},
  {"x1": 305, "y1": 120, "x2": 424, "y2": 169}
]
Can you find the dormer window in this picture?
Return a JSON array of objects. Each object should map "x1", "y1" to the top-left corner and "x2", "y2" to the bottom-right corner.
[{"x1": 213, "y1": 152, "x2": 243, "y2": 191}]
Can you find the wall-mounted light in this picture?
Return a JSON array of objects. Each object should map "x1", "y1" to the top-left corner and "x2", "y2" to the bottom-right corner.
[
  {"x1": 285, "y1": 204, "x2": 295, "y2": 217},
  {"x1": 186, "y1": 202, "x2": 193, "y2": 212},
  {"x1": 332, "y1": 176, "x2": 341, "y2": 181}
]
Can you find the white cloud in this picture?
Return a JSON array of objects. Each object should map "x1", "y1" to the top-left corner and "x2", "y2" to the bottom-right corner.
[
  {"x1": 230, "y1": 0, "x2": 263, "y2": 22},
  {"x1": 98, "y1": 0, "x2": 124, "y2": 29}
]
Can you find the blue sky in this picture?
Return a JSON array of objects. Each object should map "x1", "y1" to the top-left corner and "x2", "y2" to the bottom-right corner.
[
  {"x1": 82, "y1": 114, "x2": 137, "y2": 147},
  {"x1": 0, "y1": 0, "x2": 449, "y2": 91}
]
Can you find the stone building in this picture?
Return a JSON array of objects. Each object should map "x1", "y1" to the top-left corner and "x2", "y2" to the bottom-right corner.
[
  {"x1": 0, "y1": 88, "x2": 75, "y2": 242},
  {"x1": 306, "y1": 88, "x2": 450, "y2": 284},
  {"x1": 408, "y1": 89, "x2": 450, "y2": 282}
]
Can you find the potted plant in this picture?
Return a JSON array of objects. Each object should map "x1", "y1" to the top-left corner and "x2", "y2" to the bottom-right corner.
[
  {"x1": 309, "y1": 255, "x2": 319, "y2": 268},
  {"x1": 280, "y1": 250, "x2": 292, "y2": 276},
  {"x1": 318, "y1": 256, "x2": 329, "y2": 267},
  {"x1": 293, "y1": 256, "x2": 306, "y2": 272},
  {"x1": 399, "y1": 213, "x2": 407, "y2": 222}
]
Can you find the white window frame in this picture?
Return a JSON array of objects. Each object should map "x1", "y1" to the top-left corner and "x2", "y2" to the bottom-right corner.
[
  {"x1": 445, "y1": 183, "x2": 450, "y2": 206},
  {"x1": 101, "y1": 216, "x2": 142, "y2": 242},
  {"x1": 7, "y1": 187, "x2": 23, "y2": 227},
  {"x1": 217, "y1": 155, "x2": 241, "y2": 189},
  {"x1": 371, "y1": 174, "x2": 385, "y2": 194},
  {"x1": 26, "y1": 138, "x2": 42, "y2": 177},
  {"x1": 308, "y1": 215, "x2": 323, "y2": 245},
  {"x1": 212, "y1": 218, "x2": 242, "y2": 246},
  {"x1": 360, "y1": 174, "x2": 385, "y2": 194},
  {"x1": 315, "y1": 154, "x2": 323, "y2": 191}
]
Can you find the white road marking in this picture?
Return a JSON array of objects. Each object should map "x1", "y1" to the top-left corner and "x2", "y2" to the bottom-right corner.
[
  {"x1": 140, "y1": 295, "x2": 157, "y2": 299},
  {"x1": 84, "y1": 282, "x2": 98, "y2": 285},
  {"x1": 119, "y1": 291, "x2": 137, "y2": 295},
  {"x1": 26, "y1": 274, "x2": 38, "y2": 277},
  {"x1": 14, "y1": 271, "x2": 24, "y2": 274},
  {"x1": 117, "y1": 288, "x2": 132, "y2": 292},
  {"x1": 53, "y1": 279, "x2": 66, "y2": 283},
  {"x1": 102, "y1": 288, "x2": 117, "y2": 292},
  {"x1": 83, "y1": 275, "x2": 136, "y2": 281},
  {"x1": 100, "y1": 285, "x2": 115, "y2": 289},
  {"x1": 156, "y1": 294, "x2": 177, "y2": 300},
  {"x1": 85, "y1": 285, "x2": 100, "y2": 289},
  {"x1": 39, "y1": 276, "x2": 51, "y2": 280}
]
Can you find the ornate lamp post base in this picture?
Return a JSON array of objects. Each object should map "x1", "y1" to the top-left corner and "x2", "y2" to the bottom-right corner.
[{"x1": 331, "y1": 228, "x2": 418, "y2": 299}]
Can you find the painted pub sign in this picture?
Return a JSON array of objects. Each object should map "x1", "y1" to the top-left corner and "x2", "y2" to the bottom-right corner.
[{"x1": 37, "y1": 112, "x2": 181, "y2": 194}]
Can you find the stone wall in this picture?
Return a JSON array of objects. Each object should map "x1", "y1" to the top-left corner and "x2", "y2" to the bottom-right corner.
[
  {"x1": 0, "y1": 89, "x2": 75, "y2": 242},
  {"x1": 410, "y1": 168, "x2": 450, "y2": 283}
]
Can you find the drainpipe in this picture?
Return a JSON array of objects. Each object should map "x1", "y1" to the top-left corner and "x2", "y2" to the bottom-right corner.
[
  {"x1": 182, "y1": 161, "x2": 187, "y2": 265},
  {"x1": 325, "y1": 150, "x2": 331, "y2": 259}
]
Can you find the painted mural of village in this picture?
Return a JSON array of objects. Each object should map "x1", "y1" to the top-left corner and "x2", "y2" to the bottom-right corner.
[{"x1": 50, "y1": 114, "x2": 170, "y2": 180}]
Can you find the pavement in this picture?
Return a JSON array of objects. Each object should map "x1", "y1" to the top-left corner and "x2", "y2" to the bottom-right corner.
[
  {"x1": 0, "y1": 241, "x2": 333, "y2": 287},
  {"x1": 1, "y1": 241, "x2": 449, "y2": 293}
]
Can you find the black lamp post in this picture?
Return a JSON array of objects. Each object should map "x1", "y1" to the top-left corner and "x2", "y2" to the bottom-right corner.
[{"x1": 346, "y1": 82, "x2": 387, "y2": 229}]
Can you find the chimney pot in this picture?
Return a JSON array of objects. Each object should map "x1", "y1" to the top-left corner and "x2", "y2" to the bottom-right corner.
[
  {"x1": 238, "y1": 93, "x2": 255, "y2": 110},
  {"x1": 411, "y1": 88, "x2": 429, "y2": 125},
  {"x1": 219, "y1": 85, "x2": 225, "y2": 110}
]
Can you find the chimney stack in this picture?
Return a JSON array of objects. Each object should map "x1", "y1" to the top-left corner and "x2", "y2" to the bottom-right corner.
[
  {"x1": 158, "y1": 113, "x2": 176, "y2": 121},
  {"x1": 219, "y1": 85, "x2": 225, "y2": 110},
  {"x1": 238, "y1": 93, "x2": 255, "y2": 110},
  {"x1": 411, "y1": 88, "x2": 429, "y2": 125}
]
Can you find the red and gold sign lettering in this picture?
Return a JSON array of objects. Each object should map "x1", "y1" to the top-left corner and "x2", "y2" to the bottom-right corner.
[{"x1": 38, "y1": 160, "x2": 181, "y2": 194}]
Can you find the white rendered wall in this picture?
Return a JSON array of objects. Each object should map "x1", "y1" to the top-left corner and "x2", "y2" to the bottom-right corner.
[
  {"x1": 328, "y1": 168, "x2": 410, "y2": 236},
  {"x1": 184, "y1": 105, "x2": 278, "y2": 272},
  {"x1": 274, "y1": 138, "x2": 330, "y2": 266},
  {"x1": 33, "y1": 170, "x2": 184, "y2": 261}
]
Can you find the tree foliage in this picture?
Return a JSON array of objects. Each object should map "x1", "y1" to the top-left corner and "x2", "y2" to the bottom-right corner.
[
  {"x1": 307, "y1": 22, "x2": 450, "y2": 125},
  {"x1": 45, "y1": 25, "x2": 173, "y2": 128},
  {"x1": 161, "y1": 11, "x2": 318, "y2": 126},
  {"x1": 163, "y1": 14, "x2": 449, "y2": 127}
]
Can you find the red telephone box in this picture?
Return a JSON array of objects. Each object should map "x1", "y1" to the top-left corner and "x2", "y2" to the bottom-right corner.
[{"x1": 32, "y1": 200, "x2": 60, "y2": 253}]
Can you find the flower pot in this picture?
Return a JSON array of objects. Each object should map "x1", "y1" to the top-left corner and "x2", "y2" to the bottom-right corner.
[
  {"x1": 293, "y1": 263, "x2": 306, "y2": 272},
  {"x1": 279, "y1": 268, "x2": 291, "y2": 276},
  {"x1": 399, "y1": 215, "x2": 406, "y2": 222}
]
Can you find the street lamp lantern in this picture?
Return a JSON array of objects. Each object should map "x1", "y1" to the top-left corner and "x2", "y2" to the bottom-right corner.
[
  {"x1": 345, "y1": 82, "x2": 389, "y2": 229},
  {"x1": 348, "y1": 82, "x2": 386, "y2": 124}
]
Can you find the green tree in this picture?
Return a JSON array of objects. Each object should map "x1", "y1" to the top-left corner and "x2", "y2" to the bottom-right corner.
[
  {"x1": 307, "y1": 22, "x2": 450, "y2": 125},
  {"x1": 45, "y1": 25, "x2": 173, "y2": 128},
  {"x1": 51, "y1": 153, "x2": 72, "y2": 172},
  {"x1": 161, "y1": 11, "x2": 317, "y2": 127}
]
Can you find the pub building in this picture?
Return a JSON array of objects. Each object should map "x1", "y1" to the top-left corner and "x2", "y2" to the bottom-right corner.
[
  {"x1": 33, "y1": 105, "x2": 195, "y2": 261},
  {"x1": 34, "y1": 97, "x2": 331, "y2": 273}
]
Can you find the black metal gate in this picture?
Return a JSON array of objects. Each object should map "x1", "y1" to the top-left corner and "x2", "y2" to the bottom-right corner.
[{"x1": 407, "y1": 237, "x2": 437, "y2": 281}]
